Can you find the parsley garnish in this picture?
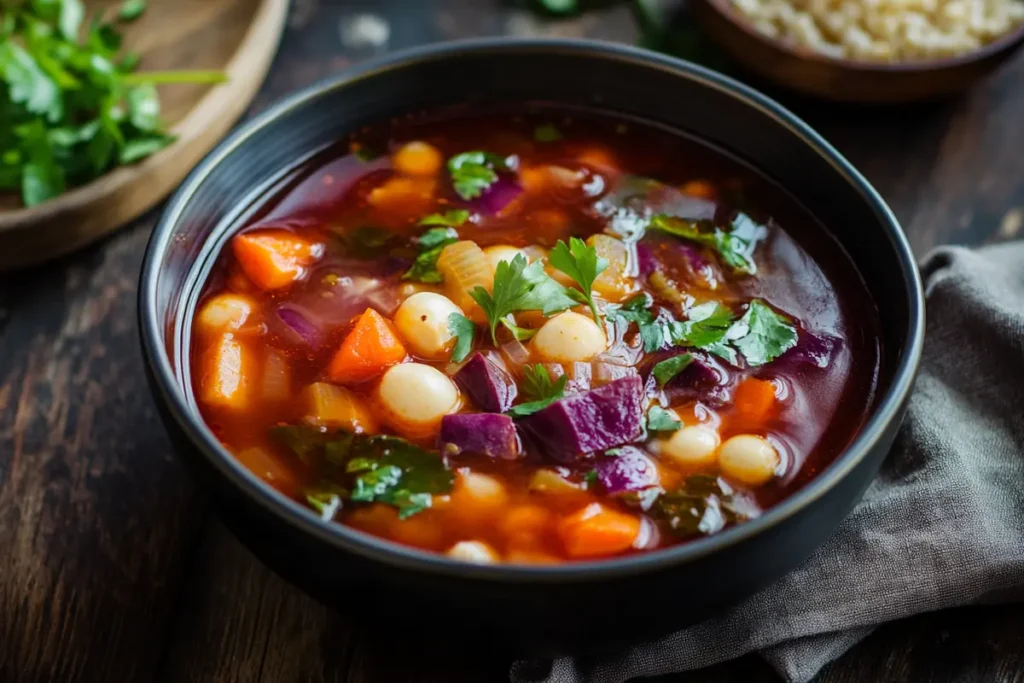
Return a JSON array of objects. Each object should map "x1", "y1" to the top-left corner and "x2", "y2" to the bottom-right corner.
[
  {"x1": 0, "y1": 0, "x2": 226, "y2": 207},
  {"x1": 548, "y1": 237, "x2": 609, "y2": 326},
  {"x1": 648, "y1": 213, "x2": 766, "y2": 274},
  {"x1": 654, "y1": 475, "x2": 744, "y2": 537},
  {"x1": 583, "y1": 469, "x2": 599, "y2": 488},
  {"x1": 118, "y1": 0, "x2": 147, "y2": 21},
  {"x1": 534, "y1": 123, "x2": 563, "y2": 142},
  {"x1": 506, "y1": 364, "x2": 567, "y2": 418},
  {"x1": 607, "y1": 293, "x2": 665, "y2": 353},
  {"x1": 665, "y1": 301, "x2": 738, "y2": 364},
  {"x1": 726, "y1": 300, "x2": 798, "y2": 366},
  {"x1": 447, "y1": 151, "x2": 508, "y2": 200},
  {"x1": 305, "y1": 481, "x2": 347, "y2": 521},
  {"x1": 403, "y1": 226, "x2": 459, "y2": 283},
  {"x1": 447, "y1": 313, "x2": 476, "y2": 363},
  {"x1": 470, "y1": 253, "x2": 577, "y2": 344},
  {"x1": 646, "y1": 406, "x2": 682, "y2": 432},
  {"x1": 652, "y1": 353, "x2": 694, "y2": 386},
  {"x1": 419, "y1": 209, "x2": 470, "y2": 228}
]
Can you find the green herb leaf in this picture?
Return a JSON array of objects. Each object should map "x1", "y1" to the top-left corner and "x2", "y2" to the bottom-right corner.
[
  {"x1": 664, "y1": 301, "x2": 738, "y2": 364},
  {"x1": 403, "y1": 226, "x2": 459, "y2": 283},
  {"x1": 470, "y1": 254, "x2": 577, "y2": 345},
  {"x1": 118, "y1": 0, "x2": 147, "y2": 21},
  {"x1": 506, "y1": 364, "x2": 567, "y2": 418},
  {"x1": 447, "y1": 150, "x2": 507, "y2": 200},
  {"x1": 0, "y1": 42, "x2": 63, "y2": 121},
  {"x1": 547, "y1": 237, "x2": 608, "y2": 325},
  {"x1": 447, "y1": 313, "x2": 476, "y2": 363},
  {"x1": 652, "y1": 353, "x2": 693, "y2": 386},
  {"x1": 727, "y1": 300, "x2": 798, "y2": 366},
  {"x1": 534, "y1": 0, "x2": 578, "y2": 14},
  {"x1": 606, "y1": 294, "x2": 667, "y2": 353},
  {"x1": 653, "y1": 475, "x2": 745, "y2": 537},
  {"x1": 60, "y1": 0, "x2": 85, "y2": 40},
  {"x1": 648, "y1": 213, "x2": 766, "y2": 274},
  {"x1": 306, "y1": 481, "x2": 347, "y2": 521},
  {"x1": 533, "y1": 123, "x2": 562, "y2": 142},
  {"x1": 126, "y1": 83, "x2": 159, "y2": 131},
  {"x1": 118, "y1": 134, "x2": 172, "y2": 163},
  {"x1": 419, "y1": 209, "x2": 470, "y2": 228},
  {"x1": 583, "y1": 469, "x2": 599, "y2": 488},
  {"x1": 343, "y1": 226, "x2": 398, "y2": 258},
  {"x1": 646, "y1": 406, "x2": 682, "y2": 432}
]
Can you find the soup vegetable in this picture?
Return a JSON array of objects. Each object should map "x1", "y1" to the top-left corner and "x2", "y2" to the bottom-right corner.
[{"x1": 190, "y1": 107, "x2": 880, "y2": 564}]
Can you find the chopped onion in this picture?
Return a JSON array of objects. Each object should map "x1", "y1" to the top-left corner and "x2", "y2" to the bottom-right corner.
[
  {"x1": 262, "y1": 350, "x2": 291, "y2": 402},
  {"x1": 276, "y1": 306, "x2": 321, "y2": 347},
  {"x1": 499, "y1": 338, "x2": 530, "y2": 368},
  {"x1": 472, "y1": 176, "x2": 523, "y2": 215}
]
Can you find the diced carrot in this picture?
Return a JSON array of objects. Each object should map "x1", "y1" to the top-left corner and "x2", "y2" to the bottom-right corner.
[
  {"x1": 500, "y1": 504, "x2": 553, "y2": 539},
  {"x1": 327, "y1": 308, "x2": 407, "y2": 384},
  {"x1": 199, "y1": 333, "x2": 255, "y2": 411},
  {"x1": 347, "y1": 503, "x2": 399, "y2": 536},
  {"x1": 302, "y1": 382, "x2": 379, "y2": 433},
  {"x1": 367, "y1": 176, "x2": 436, "y2": 213},
  {"x1": 529, "y1": 208, "x2": 571, "y2": 234},
  {"x1": 236, "y1": 446, "x2": 301, "y2": 497},
  {"x1": 393, "y1": 141, "x2": 443, "y2": 176},
  {"x1": 389, "y1": 513, "x2": 445, "y2": 549},
  {"x1": 557, "y1": 503, "x2": 641, "y2": 558},
  {"x1": 576, "y1": 146, "x2": 618, "y2": 173},
  {"x1": 680, "y1": 180, "x2": 717, "y2": 200},
  {"x1": 232, "y1": 229, "x2": 322, "y2": 291},
  {"x1": 734, "y1": 377, "x2": 778, "y2": 425}
]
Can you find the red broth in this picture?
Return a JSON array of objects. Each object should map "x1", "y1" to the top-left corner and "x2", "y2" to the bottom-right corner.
[{"x1": 190, "y1": 106, "x2": 880, "y2": 564}]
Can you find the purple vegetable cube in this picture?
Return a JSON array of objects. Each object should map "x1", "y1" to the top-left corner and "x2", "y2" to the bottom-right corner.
[
  {"x1": 439, "y1": 413, "x2": 520, "y2": 460},
  {"x1": 658, "y1": 351, "x2": 734, "y2": 407},
  {"x1": 519, "y1": 376, "x2": 645, "y2": 462},
  {"x1": 595, "y1": 446, "x2": 659, "y2": 495},
  {"x1": 454, "y1": 353, "x2": 517, "y2": 413}
]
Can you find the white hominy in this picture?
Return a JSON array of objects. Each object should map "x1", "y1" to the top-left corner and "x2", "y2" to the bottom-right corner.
[{"x1": 730, "y1": 0, "x2": 1024, "y2": 61}]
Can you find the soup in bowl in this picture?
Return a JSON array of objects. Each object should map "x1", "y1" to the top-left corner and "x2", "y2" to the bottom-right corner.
[{"x1": 140, "y1": 39, "x2": 922, "y2": 642}]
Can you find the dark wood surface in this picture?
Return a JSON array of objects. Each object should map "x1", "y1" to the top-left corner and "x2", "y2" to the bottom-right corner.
[{"x1": 1, "y1": 1, "x2": 1022, "y2": 682}]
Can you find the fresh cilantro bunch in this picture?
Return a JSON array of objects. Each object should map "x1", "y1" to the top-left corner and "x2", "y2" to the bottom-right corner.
[{"x1": 0, "y1": 0, "x2": 226, "y2": 206}]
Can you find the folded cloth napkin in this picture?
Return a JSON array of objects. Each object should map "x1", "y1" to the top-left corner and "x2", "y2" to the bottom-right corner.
[{"x1": 511, "y1": 243, "x2": 1024, "y2": 683}]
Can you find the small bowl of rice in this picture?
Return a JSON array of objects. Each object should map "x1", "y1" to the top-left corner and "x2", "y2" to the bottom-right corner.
[{"x1": 693, "y1": 0, "x2": 1024, "y2": 102}]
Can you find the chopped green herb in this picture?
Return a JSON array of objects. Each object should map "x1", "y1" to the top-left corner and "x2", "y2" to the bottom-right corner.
[
  {"x1": 118, "y1": 0, "x2": 147, "y2": 21},
  {"x1": 469, "y1": 253, "x2": 577, "y2": 345},
  {"x1": 506, "y1": 364, "x2": 567, "y2": 418},
  {"x1": 583, "y1": 469, "x2": 599, "y2": 489},
  {"x1": 648, "y1": 213, "x2": 766, "y2": 274},
  {"x1": 653, "y1": 475, "x2": 745, "y2": 537},
  {"x1": 447, "y1": 313, "x2": 476, "y2": 363},
  {"x1": 270, "y1": 425, "x2": 330, "y2": 464},
  {"x1": 403, "y1": 226, "x2": 459, "y2": 283},
  {"x1": 344, "y1": 226, "x2": 398, "y2": 258},
  {"x1": 665, "y1": 301, "x2": 738, "y2": 364},
  {"x1": 726, "y1": 300, "x2": 798, "y2": 367},
  {"x1": 447, "y1": 151, "x2": 508, "y2": 200},
  {"x1": 419, "y1": 209, "x2": 470, "y2": 228},
  {"x1": 306, "y1": 481, "x2": 347, "y2": 521},
  {"x1": 604, "y1": 447, "x2": 626, "y2": 457},
  {"x1": 0, "y1": 1, "x2": 226, "y2": 206},
  {"x1": 646, "y1": 406, "x2": 682, "y2": 432},
  {"x1": 607, "y1": 294, "x2": 667, "y2": 353},
  {"x1": 548, "y1": 237, "x2": 608, "y2": 326},
  {"x1": 534, "y1": 0, "x2": 578, "y2": 14},
  {"x1": 652, "y1": 353, "x2": 693, "y2": 386},
  {"x1": 534, "y1": 123, "x2": 563, "y2": 142}
]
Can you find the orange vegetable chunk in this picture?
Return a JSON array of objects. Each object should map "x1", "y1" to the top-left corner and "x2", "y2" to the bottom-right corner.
[
  {"x1": 327, "y1": 308, "x2": 407, "y2": 384},
  {"x1": 232, "y1": 229, "x2": 321, "y2": 291},
  {"x1": 734, "y1": 377, "x2": 778, "y2": 425},
  {"x1": 393, "y1": 141, "x2": 443, "y2": 176},
  {"x1": 237, "y1": 446, "x2": 301, "y2": 497},
  {"x1": 199, "y1": 333, "x2": 255, "y2": 411},
  {"x1": 558, "y1": 503, "x2": 641, "y2": 558},
  {"x1": 303, "y1": 382, "x2": 379, "y2": 433}
]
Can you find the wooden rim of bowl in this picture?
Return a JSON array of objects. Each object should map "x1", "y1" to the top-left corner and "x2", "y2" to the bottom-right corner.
[
  {"x1": 704, "y1": 0, "x2": 1024, "y2": 73},
  {"x1": 0, "y1": 0, "x2": 289, "y2": 240}
]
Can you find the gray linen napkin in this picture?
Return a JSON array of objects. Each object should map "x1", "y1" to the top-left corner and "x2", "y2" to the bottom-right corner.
[{"x1": 512, "y1": 242, "x2": 1024, "y2": 683}]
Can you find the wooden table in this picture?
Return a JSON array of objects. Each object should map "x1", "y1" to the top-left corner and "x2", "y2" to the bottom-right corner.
[{"x1": 2, "y1": 1, "x2": 1022, "y2": 682}]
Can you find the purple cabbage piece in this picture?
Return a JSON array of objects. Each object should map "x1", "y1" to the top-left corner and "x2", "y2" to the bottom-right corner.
[
  {"x1": 454, "y1": 353, "x2": 517, "y2": 412},
  {"x1": 519, "y1": 376, "x2": 644, "y2": 463},
  {"x1": 595, "y1": 446, "x2": 659, "y2": 495},
  {"x1": 778, "y1": 330, "x2": 842, "y2": 370},
  {"x1": 470, "y1": 176, "x2": 523, "y2": 215},
  {"x1": 440, "y1": 413, "x2": 520, "y2": 460}
]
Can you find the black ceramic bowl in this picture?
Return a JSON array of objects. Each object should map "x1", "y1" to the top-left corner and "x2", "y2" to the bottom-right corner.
[{"x1": 139, "y1": 39, "x2": 924, "y2": 650}]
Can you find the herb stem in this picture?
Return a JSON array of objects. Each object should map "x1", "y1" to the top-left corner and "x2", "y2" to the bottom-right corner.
[{"x1": 122, "y1": 70, "x2": 228, "y2": 86}]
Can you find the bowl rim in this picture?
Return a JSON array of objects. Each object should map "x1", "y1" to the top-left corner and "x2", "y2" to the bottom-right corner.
[
  {"x1": 702, "y1": 0, "x2": 1024, "y2": 74},
  {"x1": 139, "y1": 37, "x2": 925, "y2": 583}
]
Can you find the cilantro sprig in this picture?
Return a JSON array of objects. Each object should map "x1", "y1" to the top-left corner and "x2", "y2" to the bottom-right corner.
[
  {"x1": 506, "y1": 364, "x2": 567, "y2": 418},
  {"x1": 0, "y1": 0, "x2": 226, "y2": 207},
  {"x1": 447, "y1": 312, "x2": 476, "y2": 363},
  {"x1": 726, "y1": 300, "x2": 798, "y2": 366},
  {"x1": 548, "y1": 237, "x2": 609, "y2": 326},
  {"x1": 648, "y1": 213, "x2": 766, "y2": 274},
  {"x1": 402, "y1": 216, "x2": 463, "y2": 283},
  {"x1": 469, "y1": 253, "x2": 577, "y2": 344},
  {"x1": 646, "y1": 406, "x2": 682, "y2": 432},
  {"x1": 652, "y1": 353, "x2": 693, "y2": 386},
  {"x1": 447, "y1": 151, "x2": 508, "y2": 200}
]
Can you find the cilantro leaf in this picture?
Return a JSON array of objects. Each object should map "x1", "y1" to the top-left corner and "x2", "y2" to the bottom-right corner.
[
  {"x1": 118, "y1": 134, "x2": 173, "y2": 163},
  {"x1": 646, "y1": 406, "x2": 682, "y2": 432},
  {"x1": 305, "y1": 481, "x2": 347, "y2": 521},
  {"x1": 648, "y1": 213, "x2": 766, "y2": 274},
  {"x1": 118, "y1": 0, "x2": 147, "y2": 21},
  {"x1": 447, "y1": 313, "x2": 476, "y2": 363},
  {"x1": 534, "y1": 123, "x2": 562, "y2": 142},
  {"x1": 419, "y1": 209, "x2": 470, "y2": 228},
  {"x1": 652, "y1": 353, "x2": 693, "y2": 386},
  {"x1": 607, "y1": 294, "x2": 667, "y2": 353},
  {"x1": 447, "y1": 151, "x2": 507, "y2": 200},
  {"x1": 346, "y1": 436, "x2": 453, "y2": 518},
  {"x1": 403, "y1": 226, "x2": 459, "y2": 283},
  {"x1": 126, "y1": 83, "x2": 160, "y2": 131},
  {"x1": 470, "y1": 254, "x2": 577, "y2": 344},
  {"x1": 665, "y1": 301, "x2": 738, "y2": 364},
  {"x1": 654, "y1": 475, "x2": 745, "y2": 537},
  {"x1": 727, "y1": 300, "x2": 798, "y2": 366},
  {"x1": 0, "y1": 42, "x2": 63, "y2": 121},
  {"x1": 548, "y1": 237, "x2": 608, "y2": 325},
  {"x1": 343, "y1": 225, "x2": 397, "y2": 258},
  {"x1": 506, "y1": 364, "x2": 567, "y2": 418},
  {"x1": 60, "y1": 0, "x2": 85, "y2": 40}
]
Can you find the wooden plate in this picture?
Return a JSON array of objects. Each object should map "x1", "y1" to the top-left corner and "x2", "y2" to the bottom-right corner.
[
  {"x1": 0, "y1": 0, "x2": 288, "y2": 270},
  {"x1": 694, "y1": 0, "x2": 1024, "y2": 103}
]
